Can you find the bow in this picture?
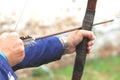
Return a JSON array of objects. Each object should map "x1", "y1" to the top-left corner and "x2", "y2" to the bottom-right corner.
[{"x1": 72, "y1": 0, "x2": 97, "y2": 80}]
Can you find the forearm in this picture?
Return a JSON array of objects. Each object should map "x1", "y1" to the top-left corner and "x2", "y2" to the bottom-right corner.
[{"x1": 12, "y1": 36, "x2": 64, "y2": 71}]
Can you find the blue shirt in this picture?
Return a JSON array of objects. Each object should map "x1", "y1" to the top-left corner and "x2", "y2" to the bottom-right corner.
[{"x1": 0, "y1": 36, "x2": 64, "y2": 80}]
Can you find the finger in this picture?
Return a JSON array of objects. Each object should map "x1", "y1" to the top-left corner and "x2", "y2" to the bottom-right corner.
[
  {"x1": 17, "y1": 39, "x2": 24, "y2": 48},
  {"x1": 0, "y1": 32, "x2": 9, "y2": 38},
  {"x1": 80, "y1": 30, "x2": 96, "y2": 40},
  {"x1": 88, "y1": 40, "x2": 94, "y2": 46},
  {"x1": 10, "y1": 32, "x2": 20, "y2": 37},
  {"x1": 87, "y1": 46, "x2": 91, "y2": 53},
  {"x1": 12, "y1": 38, "x2": 24, "y2": 49}
]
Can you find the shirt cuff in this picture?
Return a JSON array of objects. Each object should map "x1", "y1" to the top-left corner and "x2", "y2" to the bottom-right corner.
[{"x1": 0, "y1": 51, "x2": 8, "y2": 61}]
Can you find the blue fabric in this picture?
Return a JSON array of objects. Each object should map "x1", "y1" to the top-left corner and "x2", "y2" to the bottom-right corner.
[
  {"x1": 0, "y1": 51, "x2": 8, "y2": 61},
  {"x1": 13, "y1": 36, "x2": 64, "y2": 71},
  {"x1": 0, "y1": 56, "x2": 17, "y2": 80},
  {"x1": 0, "y1": 36, "x2": 64, "y2": 79}
]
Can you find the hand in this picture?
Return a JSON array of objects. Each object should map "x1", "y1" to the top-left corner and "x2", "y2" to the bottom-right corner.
[
  {"x1": 0, "y1": 32, "x2": 25, "y2": 67},
  {"x1": 66, "y1": 30, "x2": 95, "y2": 54}
]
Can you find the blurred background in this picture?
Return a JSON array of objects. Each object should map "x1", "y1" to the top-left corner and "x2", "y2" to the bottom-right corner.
[{"x1": 0, "y1": 0, "x2": 120, "y2": 80}]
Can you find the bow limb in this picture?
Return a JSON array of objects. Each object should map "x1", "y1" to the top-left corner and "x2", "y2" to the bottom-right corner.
[{"x1": 72, "y1": 0, "x2": 97, "y2": 80}]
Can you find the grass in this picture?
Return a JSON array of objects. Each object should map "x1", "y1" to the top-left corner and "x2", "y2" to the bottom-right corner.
[
  {"x1": 83, "y1": 56, "x2": 120, "y2": 80},
  {"x1": 19, "y1": 56, "x2": 120, "y2": 80}
]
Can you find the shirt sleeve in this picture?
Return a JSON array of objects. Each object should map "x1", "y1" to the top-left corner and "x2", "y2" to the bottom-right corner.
[
  {"x1": 12, "y1": 36, "x2": 64, "y2": 71},
  {"x1": 0, "y1": 56, "x2": 17, "y2": 80}
]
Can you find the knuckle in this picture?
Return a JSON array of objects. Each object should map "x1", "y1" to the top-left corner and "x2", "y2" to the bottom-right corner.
[
  {"x1": 10, "y1": 32, "x2": 20, "y2": 37},
  {"x1": 0, "y1": 32, "x2": 9, "y2": 38}
]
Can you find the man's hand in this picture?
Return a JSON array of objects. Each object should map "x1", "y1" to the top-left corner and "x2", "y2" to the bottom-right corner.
[
  {"x1": 0, "y1": 32, "x2": 25, "y2": 67},
  {"x1": 66, "y1": 30, "x2": 95, "y2": 54}
]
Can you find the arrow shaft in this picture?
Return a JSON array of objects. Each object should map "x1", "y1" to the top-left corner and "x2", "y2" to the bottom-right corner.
[{"x1": 35, "y1": 19, "x2": 113, "y2": 40}]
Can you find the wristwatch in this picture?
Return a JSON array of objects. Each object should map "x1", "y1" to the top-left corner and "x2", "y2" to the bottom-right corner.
[
  {"x1": 59, "y1": 37, "x2": 69, "y2": 54},
  {"x1": 60, "y1": 37, "x2": 69, "y2": 49}
]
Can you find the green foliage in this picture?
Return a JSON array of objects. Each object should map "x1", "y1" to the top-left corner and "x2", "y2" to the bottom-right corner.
[
  {"x1": 53, "y1": 56, "x2": 120, "y2": 80},
  {"x1": 32, "y1": 68, "x2": 48, "y2": 77},
  {"x1": 83, "y1": 56, "x2": 120, "y2": 80},
  {"x1": 19, "y1": 56, "x2": 120, "y2": 80}
]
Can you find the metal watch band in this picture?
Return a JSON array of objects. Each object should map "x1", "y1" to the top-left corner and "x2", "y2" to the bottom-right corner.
[{"x1": 59, "y1": 37, "x2": 69, "y2": 50}]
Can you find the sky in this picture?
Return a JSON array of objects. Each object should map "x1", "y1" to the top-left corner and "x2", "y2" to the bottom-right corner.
[{"x1": 0, "y1": 0, "x2": 120, "y2": 25}]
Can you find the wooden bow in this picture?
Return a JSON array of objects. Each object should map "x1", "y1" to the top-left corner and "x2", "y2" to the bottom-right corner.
[{"x1": 72, "y1": 0, "x2": 97, "y2": 80}]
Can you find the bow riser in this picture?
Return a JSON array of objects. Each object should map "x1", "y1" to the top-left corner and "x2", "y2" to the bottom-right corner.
[{"x1": 72, "y1": 0, "x2": 97, "y2": 80}]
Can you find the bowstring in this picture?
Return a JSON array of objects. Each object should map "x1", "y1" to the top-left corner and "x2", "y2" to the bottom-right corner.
[{"x1": 14, "y1": 0, "x2": 29, "y2": 30}]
